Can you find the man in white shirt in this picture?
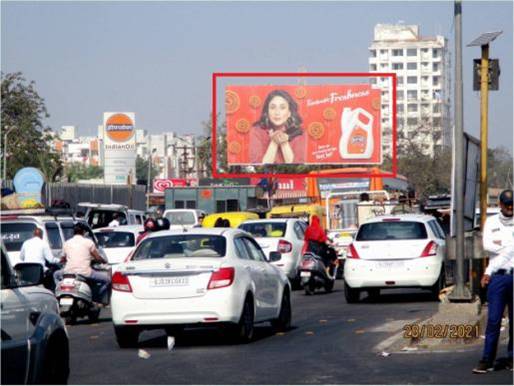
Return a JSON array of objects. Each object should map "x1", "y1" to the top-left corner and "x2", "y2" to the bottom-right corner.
[
  {"x1": 473, "y1": 189, "x2": 513, "y2": 374},
  {"x1": 19, "y1": 227, "x2": 60, "y2": 270},
  {"x1": 108, "y1": 213, "x2": 120, "y2": 227}
]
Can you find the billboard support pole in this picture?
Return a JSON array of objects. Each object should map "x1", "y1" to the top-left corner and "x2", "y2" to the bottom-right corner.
[{"x1": 449, "y1": 0, "x2": 472, "y2": 301}]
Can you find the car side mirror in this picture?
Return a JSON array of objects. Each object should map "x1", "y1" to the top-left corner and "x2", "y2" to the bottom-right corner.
[
  {"x1": 13, "y1": 263, "x2": 44, "y2": 287},
  {"x1": 268, "y1": 251, "x2": 281, "y2": 262}
]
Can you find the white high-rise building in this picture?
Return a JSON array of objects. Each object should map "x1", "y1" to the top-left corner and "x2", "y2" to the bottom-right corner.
[
  {"x1": 60, "y1": 126, "x2": 76, "y2": 141},
  {"x1": 369, "y1": 24, "x2": 451, "y2": 156}
]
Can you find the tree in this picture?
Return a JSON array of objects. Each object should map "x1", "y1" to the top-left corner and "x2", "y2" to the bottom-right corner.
[
  {"x1": 487, "y1": 147, "x2": 513, "y2": 189},
  {"x1": 136, "y1": 155, "x2": 160, "y2": 185},
  {"x1": 197, "y1": 113, "x2": 227, "y2": 177},
  {"x1": 64, "y1": 163, "x2": 104, "y2": 182},
  {"x1": 1, "y1": 72, "x2": 62, "y2": 181}
]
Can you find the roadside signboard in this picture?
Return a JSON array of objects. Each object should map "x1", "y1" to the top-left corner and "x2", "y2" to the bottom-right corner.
[{"x1": 102, "y1": 112, "x2": 136, "y2": 185}]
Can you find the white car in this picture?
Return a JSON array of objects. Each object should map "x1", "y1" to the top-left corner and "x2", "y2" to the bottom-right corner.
[
  {"x1": 93, "y1": 225, "x2": 144, "y2": 266},
  {"x1": 163, "y1": 209, "x2": 207, "y2": 230},
  {"x1": 343, "y1": 214, "x2": 447, "y2": 303},
  {"x1": 111, "y1": 228, "x2": 292, "y2": 347},
  {"x1": 238, "y1": 219, "x2": 307, "y2": 282}
]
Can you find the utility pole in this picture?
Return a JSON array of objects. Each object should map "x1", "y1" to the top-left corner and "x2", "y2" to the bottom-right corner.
[
  {"x1": 449, "y1": 0, "x2": 471, "y2": 301},
  {"x1": 146, "y1": 137, "x2": 154, "y2": 210}
]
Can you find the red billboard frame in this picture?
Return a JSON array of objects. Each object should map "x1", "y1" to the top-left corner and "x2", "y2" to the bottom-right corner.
[{"x1": 212, "y1": 72, "x2": 397, "y2": 179}]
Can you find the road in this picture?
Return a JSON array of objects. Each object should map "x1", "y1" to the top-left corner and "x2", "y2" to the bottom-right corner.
[{"x1": 68, "y1": 281, "x2": 512, "y2": 385}]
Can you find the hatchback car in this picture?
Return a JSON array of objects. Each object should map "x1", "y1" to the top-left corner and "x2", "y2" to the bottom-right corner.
[
  {"x1": 94, "y1": 225, "x2": 144, "y2": 265},
  {"x1": 1, "y1": 243, "x2": 70, "y2": 384},
  {"x1": 239, "y1": 218, "x2": 307, "y2": 282},
  {"x1": 343, "y1": 214, "x2": 447, "y2": 303},
  {"x1": 111, "y1": 228, "x2": 292, "y2": 347}
]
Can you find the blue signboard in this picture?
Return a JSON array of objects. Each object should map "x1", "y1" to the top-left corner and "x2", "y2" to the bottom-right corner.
[{"x1": 13, "y1": 167, "x2": 45, "y2": 207}]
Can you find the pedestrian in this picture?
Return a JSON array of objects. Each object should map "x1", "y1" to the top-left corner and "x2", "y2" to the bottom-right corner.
[
  {"x1": 214, "y1": 218, "x2": 224, "y2": 227},
  {"x1": 391, "y1": 195, "x2": 414, "y2": 214},
  {"x1": 108, "y1": 213, "x2": 120, "y2": 227},
  {"x1": 137, "y1": 218, "x2": 157, "y2": 244},
  {"x1": 473, "y1": 189, "x2": 513, "y2": 374},
  {"x1": 54, "y1": 223, "x2": 111, "y2": 304}
]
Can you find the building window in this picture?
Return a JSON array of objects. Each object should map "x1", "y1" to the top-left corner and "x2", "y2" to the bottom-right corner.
[
  {"x1": 432, "y1": 63, "x2": 440, "y2": 72},
  {"x1": 392, "y1": 63, "x2": 403, "y2": 70},
  {"x1": 407, "y1": 103, "x2": 418, "y2": 112},
  {"x1": 407, "y1": 117, "x2": 418, "y2": 126},
  {"x1": 397, "y1": 76, "x2": 404, "y2": 85},
  {"x1": 380, "y1": 63, "x2": 388, "y2": 69},
  {"x1": 407, "y1": 76, "x2": 417, "y2": 84},
  {"x1": 407, "y1": 90, "x2": 418, "y2": 100},
  {"x1": 370, "y1": 49, "x2": 377, "y2": 58},
  {"x1": 370, "y1": 64, "x2": 377, "y2": 71},
  {"x1": 396, "y1": 90, "x2": 404, "y2": 100},
  {"x1": 421, "y1": 48, "x2": 429, "y2": 53},
  {"x1": 370, "y1": 78, "x2": 377, "y2": 84},
  {"x1": 433, "y1": 104, "x2": 441, "y2": 113},
  {"x1": 432, "y1": 48, "x2": 440, "y2": 58},
  {"x1": 433, "y1": 76, "x2": 440, "y2": 86},
  {"x1": 433, "y1": 117, "x2": 442, "y2": 127},
  {"x1": 407, "y1": 62, "x2": 417, "y2": 70},
  {"x1": 407, "y1": 48, "x2": 417, "y2": 56},
  {"x1": 380, "y1": 49, "x2": 388, "y2": 54},
  {"x1": 392, "y1": 49, "x2": 404, "y2": 56},
  {"x1": 397, "y1": 104, "x2": 404, "y2": 112}
]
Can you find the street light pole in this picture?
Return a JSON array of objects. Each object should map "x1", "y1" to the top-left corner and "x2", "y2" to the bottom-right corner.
[
  {"x1": 449, "y1": 0, "x2": 470, "y2": 301},
  {"x1": 3, "y1": 126, "x2": 15, "y2": 183},
  {"x1": 146, "y1": 137, "x2": 154, "y2": 210}
]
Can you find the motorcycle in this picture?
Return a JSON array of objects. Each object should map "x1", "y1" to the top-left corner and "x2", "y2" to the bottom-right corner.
[
  {"x1": 55, "y1": 264, "x2": 111, "y2": 324},
  {"x1": 299, "y1": 250, "x2": 338, "y2": 295}
]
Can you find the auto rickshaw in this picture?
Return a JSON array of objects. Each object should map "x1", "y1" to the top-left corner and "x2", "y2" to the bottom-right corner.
[
  {"x1": 202, "y1": 212, "x2": 259, "y2": 228},
  {"x1": 266, "y1": 204, "x2": 327, "y2": 228}
]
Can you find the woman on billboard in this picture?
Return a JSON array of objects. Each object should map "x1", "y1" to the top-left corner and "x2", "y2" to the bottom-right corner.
[{"x1": 250, "y1": 89, "x2": 305, "y2": 164}]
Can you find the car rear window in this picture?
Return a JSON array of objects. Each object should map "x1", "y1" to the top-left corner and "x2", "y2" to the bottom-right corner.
[
  {"x1": 88, "y1": 210, "x2": 127, "y2": 229},
  {"x1": 356, "y1": 221, "x2": 428, "y2": 241},
  {"x1": 133, "y1": 235, "x2": 226, "y2": 260},
  {"x1": 0, "y1": 223, "x2": 37, "y2": 252},
  {"x1": 239, "y1": 222, "x2": 287, "y2": 238},
  {"x1": 96, "y1": 232, "x2": 135, "y2": 248},
  {"x1": 164, "y1": 211, "x2": 196, "y2": 225}
]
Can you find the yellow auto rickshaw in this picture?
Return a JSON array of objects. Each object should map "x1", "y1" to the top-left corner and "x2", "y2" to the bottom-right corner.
[
  {"x1": 202, "y1": 212, "x2": 259, "y2": 228},
  {"x1": 266, "y1": 204, "x2": 327, "y2": 228}
]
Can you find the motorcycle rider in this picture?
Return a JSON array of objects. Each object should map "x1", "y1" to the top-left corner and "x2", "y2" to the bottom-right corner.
[
  {"x1": 54, "y1": 223, "x2": 110, "y2": 304},
  {"x1": 136, "y1": 217, "x2": 157, "y2": 244},
  {"x1": 303, "y1": 215, "x2": 337, "y2": 274}
]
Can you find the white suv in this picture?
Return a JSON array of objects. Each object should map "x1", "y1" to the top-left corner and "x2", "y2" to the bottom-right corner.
[{"x1": 343, "y1": 214, "x2": 447, "y2": 303}]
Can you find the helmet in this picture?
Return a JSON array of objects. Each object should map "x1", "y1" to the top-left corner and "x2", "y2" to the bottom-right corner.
[{"x1": 144, "y1": 218, "x2": 157, "y2": 232}]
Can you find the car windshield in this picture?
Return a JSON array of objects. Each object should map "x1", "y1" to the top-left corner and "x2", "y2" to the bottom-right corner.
[
  {"x1": 133, "y1": 235, "x2": 226, "y2": 260},
  {"x1": 96, "y1": 232, "x2": 136, "y2": 248},
  {"x1": 164, "y1": 211, "x2": 196, "y2": 225},
  {"x1": 239, "y1": 222, "x2": 287, "y2": 238},
  {"x1": 0, "y1": 223, "x2": 37, "y2": 252},
  {"x1": 356, "y1": 221, "x2": 428, "y2": 241}
]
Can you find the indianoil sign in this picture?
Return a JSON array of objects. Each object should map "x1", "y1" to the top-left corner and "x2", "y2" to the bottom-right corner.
[{"x1": 102, "y1": 112, "x2": 136, "y2": 184}]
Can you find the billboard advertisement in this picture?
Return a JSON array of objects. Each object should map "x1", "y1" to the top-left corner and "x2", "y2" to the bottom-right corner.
[
  {"x1": 226, "y1": 85, "x2": 381, "y2": 166},
  {"x1": 153, "y1": 178, "x2": 199, "y2": 193},
  {"x1": 102, "y1": 112, "x2": 137, "y2": 185}
]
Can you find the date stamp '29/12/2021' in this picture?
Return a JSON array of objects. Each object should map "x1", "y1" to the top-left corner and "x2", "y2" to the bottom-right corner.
[{"x1": 403, "y1": 324, "x2": 480, "y2": 339}]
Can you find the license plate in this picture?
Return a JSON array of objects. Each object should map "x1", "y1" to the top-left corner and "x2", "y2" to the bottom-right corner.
[
  {"x1": 60, "y1": 298, "x2": 73, "y2": 306},
  {"x1": 150, "y1": 277, "x2": 189, "y2": 287},
  {"x1": 63, "y1": 278, "x2": 75, "y2": 285},
  {"x1": 300, "y1": 271, "x2": 311, "y2": 278},
  {"x1": 377, "y1": 261, "x2": 404, "y2": 269}
]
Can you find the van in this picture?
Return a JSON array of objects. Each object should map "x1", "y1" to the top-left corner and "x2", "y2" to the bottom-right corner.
[
  {"x1": 79, "y1": 203, "x2": 146, "y2": 229},
  {"x1": 202, "y1": 212, "x2": 259, "y2": 228},
  {"x1": 163, "y1": 209, "x2": 207, "y2": 229}
]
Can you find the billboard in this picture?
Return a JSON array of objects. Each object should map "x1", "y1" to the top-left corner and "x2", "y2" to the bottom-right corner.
[
  {"x1": 226, "y1": 85, "x2": 381, "y2": 166},
  {"x1": 153, "y1": 178, "x2": 198, "y2": 193},
  {"x1": 102, "y1": 112, "x2": 137, "y2": 185}
]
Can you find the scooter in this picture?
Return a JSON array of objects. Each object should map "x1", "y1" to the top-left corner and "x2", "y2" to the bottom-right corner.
[
  {"x1": 55, "y1": 264, "x2": 111, "y2": 324},
  {"x1": 299, "y1": 251, "x2": 337, "y2": 295}
]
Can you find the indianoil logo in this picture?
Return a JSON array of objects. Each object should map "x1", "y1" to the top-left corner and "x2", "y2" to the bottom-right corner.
[{"x1": 105, "y1": 113, "x2": 135, "y2": 143}]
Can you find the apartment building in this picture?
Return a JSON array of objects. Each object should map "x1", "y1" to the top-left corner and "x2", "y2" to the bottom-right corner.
[{"x1": 369, "y1": 24, "x2": 451, "y2": 156}]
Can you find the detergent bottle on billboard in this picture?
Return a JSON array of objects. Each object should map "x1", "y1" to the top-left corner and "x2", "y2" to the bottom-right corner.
[{"x1": 339, "y1": 107, "x2": 374, "y2": 160}]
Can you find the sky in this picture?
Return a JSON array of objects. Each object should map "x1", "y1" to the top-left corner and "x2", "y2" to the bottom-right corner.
[{"x1": 1, "y1": 0, "x2": 513, "y2": 153}]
